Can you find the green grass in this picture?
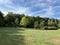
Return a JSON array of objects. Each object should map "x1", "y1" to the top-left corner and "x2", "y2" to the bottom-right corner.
[{"x1": 0, "y1": 27, "x2": 60, "y2": 45}]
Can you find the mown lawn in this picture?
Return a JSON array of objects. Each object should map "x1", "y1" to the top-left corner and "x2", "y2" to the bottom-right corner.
[{"x1": 0, "y1": 27, "x2": 60, "y2": 45}]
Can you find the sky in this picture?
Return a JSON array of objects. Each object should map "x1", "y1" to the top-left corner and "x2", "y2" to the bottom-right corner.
[{"x1": 0, "y1": 0, "x2": 60, "y2": 19}]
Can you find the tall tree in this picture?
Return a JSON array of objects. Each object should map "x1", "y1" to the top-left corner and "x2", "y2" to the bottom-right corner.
[
  {"x1": 15, "y1": 18, "x2": 19, "y2": 26},
  {"x1": 5, "y1": 12, "x2": 15, "y2": 26},
  {"x1": 27, "y1": 16, "x2": 35, "y2": 28},
  {"x1": 40, "y1": 20, "x2": 45, "y2": 29},
  {"x1": 14, "y1": 14, "x2": 25, "y2": 24},
  {"x1": 58, "y1": 20, "x2": 60, "y2": 28},
  {"x1": 34, "y1": 21, "x2": 40, "y2": 29},
  {"x1": 20, "y1": 16, "x2": 29, "y2": 27},
  {"x1": 0, "y1": 11, "x2": 4, "y2": 26}
]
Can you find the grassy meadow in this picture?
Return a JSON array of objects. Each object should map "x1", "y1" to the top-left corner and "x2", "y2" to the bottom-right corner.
[{"x1": 0, "y1": 27, "x2": 60, "y2": 45}]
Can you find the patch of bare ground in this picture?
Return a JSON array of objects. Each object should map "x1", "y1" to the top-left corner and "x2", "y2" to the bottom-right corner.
[
  {"x1": 47, "y1": 39, "x2": 60, "y2": 44},
  {"x1": 25, "y1": 36, "x2": 33, "y2": 41}
]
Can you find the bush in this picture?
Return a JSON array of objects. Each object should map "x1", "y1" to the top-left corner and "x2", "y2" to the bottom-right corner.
[{"x1": 45, "y1": 26, "x2": 58, "y2": 30}]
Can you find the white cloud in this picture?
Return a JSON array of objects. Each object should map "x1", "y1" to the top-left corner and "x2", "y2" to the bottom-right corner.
[
  {"x1": 0, "y1": 0, "x2": 60, "y2": 19},
  {"x1": 31, "y1": 9, "x2": 47, "y2": 15},
  {"x1": 0, "y1": 0, "x2": 31, "y2": 15},
  {"x1": 44, "y1": 6, "x2": 54, "y2": 17},
  {"x1": 0, "y1": 0, "x2": 13, "y2": 15},
  {"x1": 0, "y1": 6, "x2": 31, "y2": 16},
  {"x1": 33, "y1": 3, "x2": 48, "y2": 8},
  {"x1": 0, "y1": 0, "x2": 12, "y2": 4},
  {"x1": 0, "y1": 8, "x2": 8, "y2": 16},
  {"x1": 30, "y1": 6, "x2": 54, "y2": 17},
  {"x1": 13, "y1": 7, "x2": 31, "y2": 15}
]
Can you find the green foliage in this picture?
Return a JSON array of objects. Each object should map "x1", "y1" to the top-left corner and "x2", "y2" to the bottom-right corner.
[
  {"x1": 0, "y1": 11, "x2": 4, "y2": 26},
  {"x1": 4, "y1": 12, "x2": 15, "y2": 26},
  {"x1": 40, "y1": 20, "x2": 45, "y2": 29},
  {"x1": 14, "y1": 14, "x2": 25, "y2": 24},
  {"x1": 34, "y1": 21, "x2": 40, "y2": 29},
  {"x1": 45, "y1": 26, "x2": 57, "y2": 30},
  {"x1": 58, "y1": 20, "x2": 60, "y2": 28},
  {"x1": 27, "y1": 16, "x2": 35, "y2": 28},
  {"x1": 45, "y1": 19, "x2": 58, "y2": 30},
  {"x1": 20, "y1": 16, "x2": 29, "y2": 27},
  {"x1": 15, "y1": 18, "x2": 19, "y2": 26},
  {"x1": 35, "y1": 16, "x2": 41, "y2": 22},
  {"x1": 0, "y1": 11, "x2": 59, "y2": 30}
]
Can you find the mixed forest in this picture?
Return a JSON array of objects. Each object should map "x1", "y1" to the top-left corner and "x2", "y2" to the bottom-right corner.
[{"x1": 0, "y1": 11, "x2": 60, "y2": 30}]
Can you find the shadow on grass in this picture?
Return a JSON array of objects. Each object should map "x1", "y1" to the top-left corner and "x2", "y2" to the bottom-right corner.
[
  {"x1": 0, "y1": 27, "x2": 25, "y2": 45},
  {"x1": 45, "y1": 29, "x2": 58, "y2": 30}
]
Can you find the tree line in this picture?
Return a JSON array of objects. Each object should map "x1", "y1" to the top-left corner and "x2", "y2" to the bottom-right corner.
[{"x1": 0, "y1": 11, "x2": 60, "y2": 30}]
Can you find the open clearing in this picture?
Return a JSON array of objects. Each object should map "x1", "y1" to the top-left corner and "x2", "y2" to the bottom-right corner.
[{"x1": 0, "y1": 27, "x2": 60, "y2": 45}]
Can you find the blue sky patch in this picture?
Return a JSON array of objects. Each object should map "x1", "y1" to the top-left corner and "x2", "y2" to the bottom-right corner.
[{"x1": 0, "y1": 0, "x2": 60, "y2": 19}]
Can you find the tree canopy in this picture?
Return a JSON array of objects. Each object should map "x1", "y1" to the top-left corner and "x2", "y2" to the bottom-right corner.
[{"x1": 0, "y1": 11, "x2": 59, "y2": 30}]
